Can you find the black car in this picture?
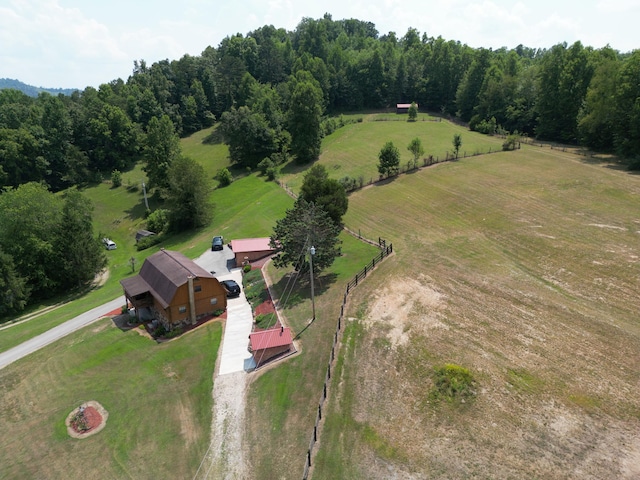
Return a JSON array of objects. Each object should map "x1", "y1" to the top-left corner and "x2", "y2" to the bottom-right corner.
[
  {"x1": 220, "y1": 279, "x2": 241, "y2": 298},
  {"x1": 211, "y1": 236, "x2": 224, "y2": 251}
]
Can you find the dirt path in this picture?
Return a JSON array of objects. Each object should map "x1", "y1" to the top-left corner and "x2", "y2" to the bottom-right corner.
[{"x1": 200, "y1": 371, "x2": 249, "y2": 479}]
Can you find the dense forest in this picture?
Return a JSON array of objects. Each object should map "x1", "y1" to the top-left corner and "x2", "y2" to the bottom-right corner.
[
  {"x1": 1, "y1": 14, "x2": 639, "y2": 314},
  {"x1": 1, "y1": 14, "x2": 639, "y2": 192}
]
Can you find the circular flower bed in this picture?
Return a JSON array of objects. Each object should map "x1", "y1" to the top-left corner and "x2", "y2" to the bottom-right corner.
[{"x1": 65, "y1": 401, "x2": 109, "y2": 438}]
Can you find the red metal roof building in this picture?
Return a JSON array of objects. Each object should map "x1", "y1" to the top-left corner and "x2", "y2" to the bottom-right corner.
[
  {"x1": 396, "y1": 103, "x2": 417, "y2": 113},
  {"x1": 249, "y1": 326, "x2": 293, "y2": 368},
  {"x1": 230, "y1": 237, "x2": 276, "y2": 267}
]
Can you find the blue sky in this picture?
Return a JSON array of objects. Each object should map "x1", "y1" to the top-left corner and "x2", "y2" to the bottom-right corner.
[{"x1": 1, "y1": 0, "x2": 638, "y2": 89}]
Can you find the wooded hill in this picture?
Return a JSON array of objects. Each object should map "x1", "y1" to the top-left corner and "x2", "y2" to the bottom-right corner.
[
  {"x1": 1, "y1": 14, "x2": 639, "y2": 193},
  {"x1": 0, "y1": 78, "x2": 77, "y2": 98}
]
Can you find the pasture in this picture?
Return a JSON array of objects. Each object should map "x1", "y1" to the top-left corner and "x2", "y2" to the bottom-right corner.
[
  {"x1": 308, "y1": 146, "x2": 640, "y2": 478},
  {"x1": 279, "y1": 112, "x2": 505, "y2": 192}
]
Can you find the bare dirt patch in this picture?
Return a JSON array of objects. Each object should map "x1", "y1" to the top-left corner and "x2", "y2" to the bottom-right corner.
[
  {"x1": 177, "y1": 400, "x2": 197, "y2": 448},
  {"x1": 363, "y1": 274, "x2": 448, "y2": 347}
]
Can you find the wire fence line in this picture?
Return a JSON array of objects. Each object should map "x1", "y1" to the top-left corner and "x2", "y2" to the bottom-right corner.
[{"x1": 302, "y1": 239, "x2": 393, "y2": 480}]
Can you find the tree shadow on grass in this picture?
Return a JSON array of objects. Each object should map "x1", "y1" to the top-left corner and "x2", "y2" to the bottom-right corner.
[
  {"x1": 272, "y1": 270, "x2": 338, "y2": 311},
  {"x1": 202, "y1": 129, "x2": 224, "y2": 145}
]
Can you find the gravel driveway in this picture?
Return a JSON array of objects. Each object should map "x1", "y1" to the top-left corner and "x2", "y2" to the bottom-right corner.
[{"x1": 194, "y1": 246, "x2": 253, "y2": 479}]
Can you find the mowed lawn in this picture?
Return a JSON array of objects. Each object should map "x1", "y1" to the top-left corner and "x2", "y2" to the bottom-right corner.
[
  {"x1": 0, "y1": 128, "x2": 289, "y2": 354},
  {"x1": 245, "y1": 232, "x2": 381, "y2": 479},
  {"x1": 309, "y1": 146, "x2": 640, "y2": 478},
  {"x1": 280, "y1": 114, "x2": 505, "y2": 192},
  {"x1": 0, "y1": 320, "x2": 222, "y2": 479}
]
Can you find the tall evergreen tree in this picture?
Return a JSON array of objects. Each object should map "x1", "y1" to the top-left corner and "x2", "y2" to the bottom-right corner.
[{"x1": 270, "y1": 197, "x2": 342, "y2": 273}]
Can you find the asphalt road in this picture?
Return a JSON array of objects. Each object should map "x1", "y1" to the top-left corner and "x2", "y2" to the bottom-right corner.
[
  {"x1": 0, "y1": 296, "x2": 125, "y2": 370},
  {"x1": 0, "y1": 246, "x2": 236, "y2": 371}
]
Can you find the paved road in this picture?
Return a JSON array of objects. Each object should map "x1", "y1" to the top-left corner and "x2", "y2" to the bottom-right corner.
[{"x1": 0, "y1": 296, "x2": 125, "y2": 370}]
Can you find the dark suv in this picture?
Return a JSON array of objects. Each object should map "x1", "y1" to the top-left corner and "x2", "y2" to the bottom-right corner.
[
  {"x1": 220, "y1": 279, "x2": 241, "y2": 298},
  {"x1": 211, "y1": 236, "x2": 224, "y2": 251}
]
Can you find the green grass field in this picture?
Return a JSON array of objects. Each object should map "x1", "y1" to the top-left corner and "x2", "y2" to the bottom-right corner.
[
  {"x1": 3, "y1": 116, "x2": 640, "y2": 479},
  {"x1": 280, "y1": 113, "x2": 505, "y2": 192},
  {"x1": 0, "y1": 320, "x2": 222, "y2": 479}
]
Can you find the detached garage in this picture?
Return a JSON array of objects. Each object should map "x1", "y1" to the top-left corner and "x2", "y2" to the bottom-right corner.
[{"x1": 230, "y1": 238, "x2": 276, "y2": 267}]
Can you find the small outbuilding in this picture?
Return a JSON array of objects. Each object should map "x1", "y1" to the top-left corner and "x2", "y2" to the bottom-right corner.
[
  {"x1": 249, "y1": 326, "x2": 293, "y2": 368},
  {"x1": 396, "y1": 103, "x2": 417, "y2": 114},
  {"x1": 135, "y1": 229, "x2": 156, "y2": 243},
  {"x1": 230, "y1": 238, "x2": 276, "y2": 267},
  {"x1": 120, "y1": 249, "x2": 226, "y2": 330}
]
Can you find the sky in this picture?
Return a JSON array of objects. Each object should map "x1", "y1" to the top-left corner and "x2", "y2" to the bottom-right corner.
[{"x1": 1, "y1": 0, "x2": 639, "y2": 90}]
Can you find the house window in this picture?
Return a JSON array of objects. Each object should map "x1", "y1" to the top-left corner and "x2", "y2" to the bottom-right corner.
[
  {"x1": 179, "y1": 306, "x2": 187, "y2": 314},
  {"x1": 194, "y1": 285, "x2": 202, "y2": 292},
  {"x1": 210, "y1": 298, "x2": 218, "y2": 305}
]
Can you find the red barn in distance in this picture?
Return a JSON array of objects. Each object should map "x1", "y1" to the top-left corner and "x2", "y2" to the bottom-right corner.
[{"x1": 396, "y1": 103, "x2": 417, "y2": 114}]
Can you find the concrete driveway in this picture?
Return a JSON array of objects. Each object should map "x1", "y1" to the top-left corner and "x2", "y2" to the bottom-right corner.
[
  {"x1": 194, "y1": 244, "x2": 235, "y2": 275},
  {"x1": 193, "y1": 249, "x2": 256, "y2": 374}
]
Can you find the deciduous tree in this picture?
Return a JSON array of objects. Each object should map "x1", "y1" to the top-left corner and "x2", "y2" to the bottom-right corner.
[
  {"x1": 378, "y1": 141, "x2": 400, "y2": 177},
  {"x1": 299, "y1": 164, "x2": 348, "y2": 226},
  {"x1": 165, "y1": 156, "x2": 212, "y2": 231},
  {"x1": 0, "y1": 248, "x2": 29, "y2": 316},
  {"x1": 407, "y1": 137, "x2": 424, "y2": 163},
  {"x1": 219, "y1": 106, "x2": 278, "y2": 168},
  {"x1": 288, "y1": 71, "x2": 324, "y2": 163},
  {"x1": 54, "y1": 189, "x2": 106, "y2": 289},
  {"x1": 143, "y1": 115, "x2": 181, "y2": 190},
  {"x1": 452, "y1": 133, "x2": 462, "y2": 158},
  {"x1": 408, "y1": 101, "x2": 418, "y2": 121}
]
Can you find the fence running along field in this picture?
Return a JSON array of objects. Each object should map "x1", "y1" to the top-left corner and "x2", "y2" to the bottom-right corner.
[{"x1": 302, "y1": 238, "x2": 393, "y2": 480}]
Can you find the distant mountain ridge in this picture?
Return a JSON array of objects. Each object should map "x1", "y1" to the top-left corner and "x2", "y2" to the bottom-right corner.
[{"x1": 0, "y1": 78, "x2": 78, "y2": 97}]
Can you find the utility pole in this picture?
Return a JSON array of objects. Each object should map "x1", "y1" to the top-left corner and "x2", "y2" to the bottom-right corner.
[
  {"x1": 142, "y1": 181, "x2": 149, "y2": 210},
  {"x1": 309, "y1": 245, "x2": 316, "y2": 322}
]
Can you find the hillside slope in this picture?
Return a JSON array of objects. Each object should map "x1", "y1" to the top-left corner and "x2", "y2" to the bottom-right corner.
[{"x1": 310, "y1": 146, "x2": 640, "y2": 478}]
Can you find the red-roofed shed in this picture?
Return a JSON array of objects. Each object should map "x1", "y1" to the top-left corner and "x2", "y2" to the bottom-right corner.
[
  {"x1": 396, "y1": 103, "x2": 417, "y2": 114},
  {"x1": 230, "y1": 237, "x2": 276, "y2": 267},
  {"x1": 249, "y1": 327, "x2": 293, "y2": 367}
]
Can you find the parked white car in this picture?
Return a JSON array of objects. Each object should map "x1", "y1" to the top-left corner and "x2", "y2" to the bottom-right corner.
[{"x1": 102, "y1": 238, "x2": 117, "y2": 250}]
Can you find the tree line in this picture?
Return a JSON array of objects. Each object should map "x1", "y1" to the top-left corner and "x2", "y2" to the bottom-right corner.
[{"x1": 2, "y1": 14, "x2": 639, "y2": 193}]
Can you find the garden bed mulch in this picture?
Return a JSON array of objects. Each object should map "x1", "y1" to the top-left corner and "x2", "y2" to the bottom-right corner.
[
  {"x1": 66, "y1": 401, "x2": 109, "y2": 439},
  {"x1": 251, "y1": 273, "x2": 281, "y2": 332}
]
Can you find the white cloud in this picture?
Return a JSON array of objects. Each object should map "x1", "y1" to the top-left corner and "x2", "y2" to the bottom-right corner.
[
  {"x1": 596, "y1": 0, "x2": 640, "y2": 12},
  {"x1": 1, "y1": 0, "x2": 638, "y2": 88}
]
